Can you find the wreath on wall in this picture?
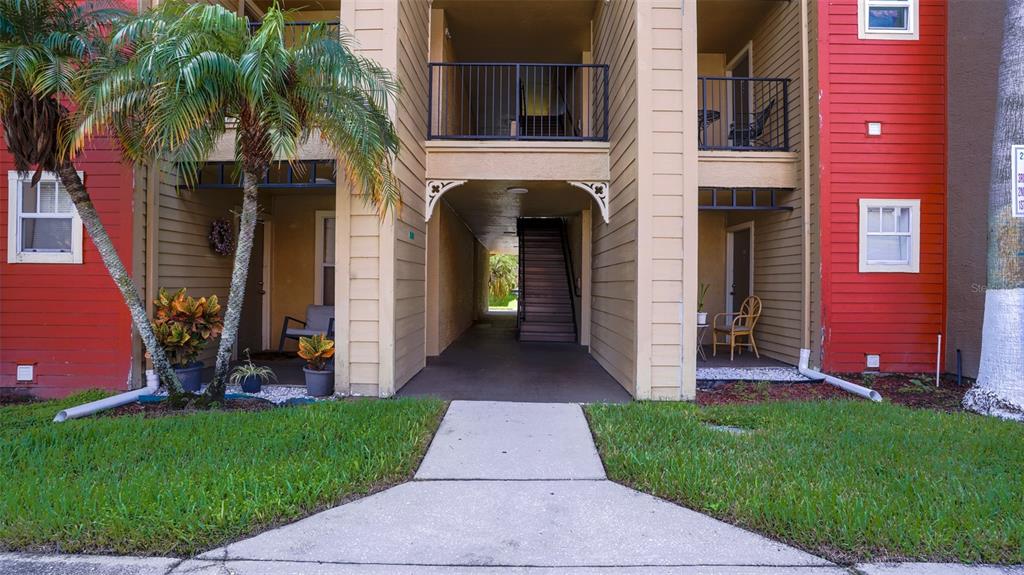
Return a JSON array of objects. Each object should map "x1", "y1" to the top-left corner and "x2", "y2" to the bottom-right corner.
[{"x1": 208, "y1": 218, "x2": 234, "y2": 256}]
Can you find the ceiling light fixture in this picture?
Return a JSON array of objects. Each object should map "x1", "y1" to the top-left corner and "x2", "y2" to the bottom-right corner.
[{"x1": 506, "y1": 187, "x2": 529, "y2": 194}]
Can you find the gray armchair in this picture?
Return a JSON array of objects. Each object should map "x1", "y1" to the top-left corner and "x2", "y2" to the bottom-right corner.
[{"x1": 278, "y1": 304, "x2": 335, "y2": 351}]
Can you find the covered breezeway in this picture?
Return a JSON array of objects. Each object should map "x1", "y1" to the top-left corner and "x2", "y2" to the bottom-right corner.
[{"x1": 413, "y1": 178, "x2": 629, "y2": 403}]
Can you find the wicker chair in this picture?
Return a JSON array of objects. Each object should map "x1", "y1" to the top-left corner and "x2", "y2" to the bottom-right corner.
[{"x1": 712, "y1": 296, "x2": 762, "y2": 361}]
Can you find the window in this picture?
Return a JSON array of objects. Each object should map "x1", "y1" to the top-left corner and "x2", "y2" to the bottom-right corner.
[
  {"x1": 314, "y1": 211, "x2": 336, "y2": 305},
  {"x1": 859, "y1": 198, "x2": 920, "y2": 273},
  {"x1": 858, "y1": 0, "x2": 919, "y2": 40},
  {"x1": 7, "y1": 171, "x2": 83, "y2": 264}
]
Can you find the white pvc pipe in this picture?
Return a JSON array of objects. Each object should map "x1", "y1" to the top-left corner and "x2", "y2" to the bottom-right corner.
[
  {"x1": 935, "y1": 333, "x2": 942, "y2": 388},
  {"x1": 54, "y1": 370, "x2": 160, "y2": 422},
  {"x1": 799, "y1": 349, "x2": 882, "y2": 402}
]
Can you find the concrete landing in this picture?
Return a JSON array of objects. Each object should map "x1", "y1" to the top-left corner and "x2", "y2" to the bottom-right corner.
[
  {"x1": 415, "y1": 401, "x2": 605, "y2": 480},
  {"x1": 397, "y1": 316, "x2": 632, "y2": 403}
]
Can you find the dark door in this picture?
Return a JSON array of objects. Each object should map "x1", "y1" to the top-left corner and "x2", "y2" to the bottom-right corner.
[
  {"x1": 731, "y1": 227, "x2": 751, "y2": 313},
  {"x1": 730, "y1": 51, "x2": 751, "y2": 144},
  {"x1": 238, "y1": 220, "x2": 265, "y2": 353}
]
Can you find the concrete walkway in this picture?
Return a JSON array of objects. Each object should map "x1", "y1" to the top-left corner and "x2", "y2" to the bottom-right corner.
[{"x1": 4, "y1": 401, "x2": 1021, "y2": 575}]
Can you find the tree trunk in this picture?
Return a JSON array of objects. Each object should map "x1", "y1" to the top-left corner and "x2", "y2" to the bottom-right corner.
[
  {"x1": 204, "y1": 170, "x2": 261, "y2": 401},
  {"x1": 964, "y1": 0, "x2": 1024, "y2": 420},
  {"x1": 54, "y1": 160, "x2": 184, "y2": 395}
]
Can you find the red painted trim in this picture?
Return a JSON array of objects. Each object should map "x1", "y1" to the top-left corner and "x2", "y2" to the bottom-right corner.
[{"x1": 818, "y1": 0, "x2": 833, "y2": 369}]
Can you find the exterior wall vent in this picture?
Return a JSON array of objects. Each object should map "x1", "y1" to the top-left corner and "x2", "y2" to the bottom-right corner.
[{"x1": 16, "y1": 365, "x2": 34, "y2": 382}]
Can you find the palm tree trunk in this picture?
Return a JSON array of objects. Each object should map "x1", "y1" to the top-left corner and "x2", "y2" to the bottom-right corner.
[
  {"x1": 204, "y1": 170, "x2": 261, "y2": 401},
  {"x1": 963, "y1": 0, "x2": 1024, "y2": 420},
  {"x1": 54, "y1": 159, "x2": 184, "y2": 395}
]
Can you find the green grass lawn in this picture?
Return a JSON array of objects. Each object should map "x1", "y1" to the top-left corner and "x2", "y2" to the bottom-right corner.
[
  {"x1": 0, "y1": 392, "x2": 445, "y2": 556},
  {"x1": 586, "y1": 400, "x2": 1024, "y2": 564}
]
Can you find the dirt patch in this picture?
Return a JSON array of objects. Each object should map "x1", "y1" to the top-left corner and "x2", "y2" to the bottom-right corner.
[
  {"x1": 103, "y1": 397, "x2": 277, "y2": 419},
  {"x1": 698, "y1": 373, "x2": 971, "y2": 411}
]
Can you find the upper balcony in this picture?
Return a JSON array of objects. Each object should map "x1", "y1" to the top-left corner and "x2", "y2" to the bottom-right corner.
[
  {"x1": 424, "y1": 1, "x2": 610, "y2": 183},
  {"x1": 696, "y1": 0, "x2": 802, "y2": 189},
  {"x1": 697, "y1": 76, "x2": 790, "y2": 152},
  {"x1": 427, "y1": 63, "x2": 609, "y2": 142}
]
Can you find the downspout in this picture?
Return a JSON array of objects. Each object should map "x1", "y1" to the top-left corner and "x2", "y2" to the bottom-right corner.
[
  {"x1": 799, "y1": 349, "x2": 882, "y2": 402},
  {"x1": 799, "y1": 0, "x2": 813, "y2": 351},
  {"x1": 54, "y1": 370, "x2": 159, "y2": 422}
]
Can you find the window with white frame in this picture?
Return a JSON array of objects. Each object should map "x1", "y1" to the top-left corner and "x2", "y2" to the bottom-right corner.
[
  {"x1": 859, "y1": 198, "x2": 920, "y2": 273},
  {"x1": 314, "y1": 211, "x2": 336, "y2": 305},
  {"x1": 858, "y1": 0, "x2": 919, "y2": 40},
  {"x1": 7, "y1": 171, "x2": 83, "y2": 264}
]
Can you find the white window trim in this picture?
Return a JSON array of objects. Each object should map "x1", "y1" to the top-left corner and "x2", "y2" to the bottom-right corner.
[
  {"x1": 6, "y1": 170, "x2": 84, "y2": 264},
  {"x1": 313, "y1": 210, "x2": 336, "y2": 305},
  {"x1": 859, "y1": 198, "x2": 920, "y2": 273},
  {"x1": 858, "y1": 0, "x2": 919, "y2": 41}
]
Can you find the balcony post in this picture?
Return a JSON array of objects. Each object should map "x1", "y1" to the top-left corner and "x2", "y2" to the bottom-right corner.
[
  {"x1": 783, "y1": 79, "x2": 790, "y2": 151},
  {"x1": 427, "y1": 64, "x2": 434, "y2": 139},
  {"x1": 514, "y1": 63, "x2": 521, "y2": 140}
]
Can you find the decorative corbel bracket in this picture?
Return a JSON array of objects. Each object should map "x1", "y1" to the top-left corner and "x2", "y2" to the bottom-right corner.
[
  {"x1": 424, "y1": 180, "x2": 467, "y2": 222},
  {"x1": 567, "y1": 181, "x2": 611, "y2": 224}
]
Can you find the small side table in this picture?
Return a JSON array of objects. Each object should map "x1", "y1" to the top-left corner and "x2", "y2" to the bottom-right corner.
[{"x1": 696, "y1": 323, "x2": 709, "y2": 361}]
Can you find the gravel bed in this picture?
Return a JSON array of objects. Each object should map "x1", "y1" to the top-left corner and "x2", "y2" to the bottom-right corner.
[
  {"x1": 154, "y1": 385, "x2": 331, "y2": 405},
  {"x1": 696, "y1": 366, "x2": 814, "y2": 382}
]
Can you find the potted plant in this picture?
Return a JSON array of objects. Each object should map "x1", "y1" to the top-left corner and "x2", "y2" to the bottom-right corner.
[
  {"x1": 697, "y1": 283, "x2": 710, "y2": 325},
  {"x1": 151, "y1": 288, "x2": 224, "y2": 392},
  {"x1": 298, "y1": 334, "x2": 335, "y2": 397},
  {"x1": 228, "y1": 350, "x2": 276, "y2": 393}
]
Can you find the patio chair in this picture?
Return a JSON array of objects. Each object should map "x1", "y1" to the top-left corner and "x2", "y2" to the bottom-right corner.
[
  {"x1": 278, "y1": 304, "x2": 335, "y2": 351},
  {"x1": 712, "y1": 296, "x2": 762, "y2": 361},
  {"x1": 728, "y1": 99, "x2": 775, "y2": 148}
]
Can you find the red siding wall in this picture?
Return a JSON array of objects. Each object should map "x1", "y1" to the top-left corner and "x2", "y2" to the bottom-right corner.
[
  {"x1": 818, "y1": 0, "x2": 947, "y2": 373},
  {"x1": 0, "y1": 137, "x2": 135, "y2": 397}
]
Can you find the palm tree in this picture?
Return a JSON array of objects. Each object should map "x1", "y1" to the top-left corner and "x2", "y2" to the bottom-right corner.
[
  {"x1": 489, "y1": 254, "x2": 518, "y2": 301},
  {"x1": 0, "y1": 0, "x2": 185, "y2": 391},
  {"x1": 963, "y1": 0, "x2": 1024, "y2": 420},
  {"x1": 76, "y1": 1, "x2": 399, "y2": 402}
]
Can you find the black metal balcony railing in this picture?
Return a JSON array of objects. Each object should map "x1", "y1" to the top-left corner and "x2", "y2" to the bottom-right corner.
[
  {"x1": 698, "y1": 76, "x2": 789, "y2": 152},
  {"x1": 428, "y1": 63, "x2": 609, "y2": 141},
  {"x1": 248, "y1": 20, "x2": 340, "y2": 45}
]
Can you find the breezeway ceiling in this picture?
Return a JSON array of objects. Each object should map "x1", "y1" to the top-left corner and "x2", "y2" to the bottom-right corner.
[
  {"x1": 697, "y1": 0, "x2": 783, "y2": 60},
  {"x1": 432, "y1": 0, "x2": 596, "y2": 63},
  {"x1": 442, "y1": 181, "x2": 594, "y2": 254}
]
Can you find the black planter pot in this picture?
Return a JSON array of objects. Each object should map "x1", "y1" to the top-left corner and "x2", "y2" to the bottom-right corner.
[
  {"x1": 303, "y1": 367, "x2": 334, "y2": 397},
  {"x1": 239, "y1": 375, "x2": 263, "y2": 394},
  {"x1": 174, "y1": 363, "x2": 203, "y2": 392}
]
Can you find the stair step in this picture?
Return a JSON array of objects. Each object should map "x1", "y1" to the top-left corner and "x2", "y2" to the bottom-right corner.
[
  {"x1": 524, "y1": 313, "x2": 573, "y2": 323},
  {"x1": 520, "y1": 322, "x2": 576, "y2": 334},
  {"x1": 520, "y1": 329, "x2": 577, "y2": 341}
]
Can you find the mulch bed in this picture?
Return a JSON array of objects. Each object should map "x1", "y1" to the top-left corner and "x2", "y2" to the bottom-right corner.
[
  {"x1": 103, "y1": 397, "x2": 276, "y2": 419},
  {"x1": 698, "y1": 373, "x2": 971, "y2": 411},
  {"x1": 0, "y1": 393, "x2": 36, "y2": 406}
]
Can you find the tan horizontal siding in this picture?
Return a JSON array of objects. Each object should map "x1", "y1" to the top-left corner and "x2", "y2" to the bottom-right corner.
[{"x1": 591, "y1": 0, "x2": 639, "y2": 396}]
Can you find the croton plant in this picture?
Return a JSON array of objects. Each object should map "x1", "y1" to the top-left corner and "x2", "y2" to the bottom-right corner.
[
  {"x1": 298, "y1": 334, "x2": 335, "y2": 371},
  {"x1": 151, "y1": 288, "x2": 224, "y2": 368}
]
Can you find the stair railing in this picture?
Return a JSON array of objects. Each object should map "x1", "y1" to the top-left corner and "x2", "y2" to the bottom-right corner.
[
  {"x1": 558, "y1": 219, "x2": 579, "y2": 342},
  {"x1": 516, "y1": 219, "x2": 525, "y2": 335}
]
